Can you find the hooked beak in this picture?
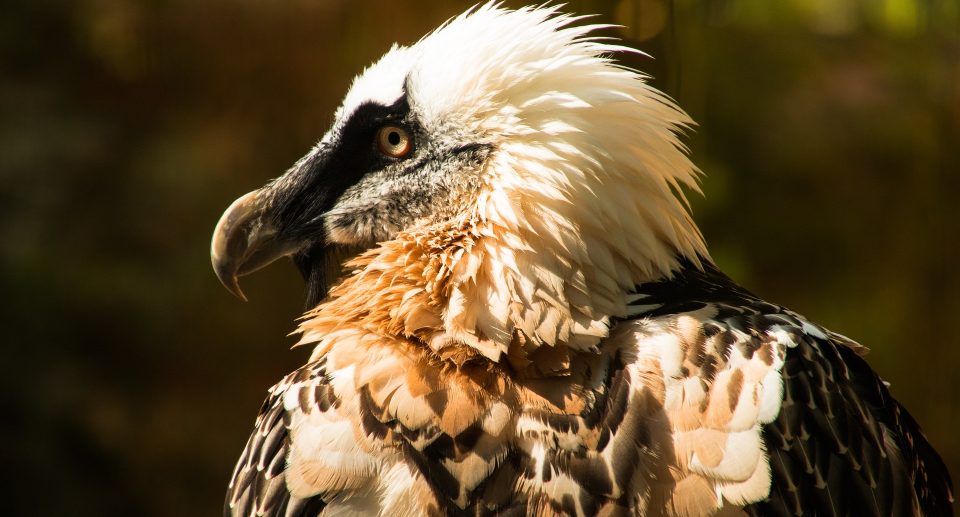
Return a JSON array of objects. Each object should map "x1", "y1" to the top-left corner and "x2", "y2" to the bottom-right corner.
[
  {"x1": 210, "y1": 190, "x2": 303, "y2": 301},
  {"x1": 211, "y1": 139, "x2": 370, "y2": 305}
]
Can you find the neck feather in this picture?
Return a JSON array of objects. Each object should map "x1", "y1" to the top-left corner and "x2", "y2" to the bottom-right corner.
[{"x1": 297, "y1": 203, "x2": 702, "y2": 370}]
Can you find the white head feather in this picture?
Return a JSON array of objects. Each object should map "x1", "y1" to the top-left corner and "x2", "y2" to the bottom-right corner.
[{"x1": 313, "y1": 3, "x2": 709, "y2": 360}]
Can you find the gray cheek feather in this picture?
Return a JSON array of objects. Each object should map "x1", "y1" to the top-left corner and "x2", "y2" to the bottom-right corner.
[{"x1": 323, "y1": 143, "x2": 490, "y2": 246}]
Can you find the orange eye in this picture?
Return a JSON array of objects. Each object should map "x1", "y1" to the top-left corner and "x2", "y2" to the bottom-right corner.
[{"x1": 376, "y1": 125, "x2": 412, "y2": 158}]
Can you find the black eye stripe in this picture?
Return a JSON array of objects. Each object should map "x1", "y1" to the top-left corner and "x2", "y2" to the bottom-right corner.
[
  {"x1": 339, "y1": 95, "x2": 411, "y2": 142},
  {"x1": 269, "y1": 94, "x2": 412, "y2": 229}
]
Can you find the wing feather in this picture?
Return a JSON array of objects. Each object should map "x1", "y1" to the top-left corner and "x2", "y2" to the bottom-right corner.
[
  {"x1": 225, "y1": 361, "x2": 329, "y2": 517},
  {"x1": 748, "y1": 335, "x2": 955, "y2": 516},
  {"x1": 625, "y1": 259, "x2": 954, "y2": 516}
]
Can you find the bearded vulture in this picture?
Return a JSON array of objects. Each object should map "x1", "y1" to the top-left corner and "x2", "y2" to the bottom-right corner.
[{"x1": 210, "y1": 4, "x2": 953, "y2": 516}]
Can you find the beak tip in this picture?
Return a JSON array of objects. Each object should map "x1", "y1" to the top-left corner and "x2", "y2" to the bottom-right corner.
[
  {"x1": 226, "y1": 280, "x2": 249, "y2": 302},
  {"x1": 213, "y1": 261, "x2": 249, "y2": 302},
  {"x1": 211, "y1": 253, "x2": 247, "y2": 301}
]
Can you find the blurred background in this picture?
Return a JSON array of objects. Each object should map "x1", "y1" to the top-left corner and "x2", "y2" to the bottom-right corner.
[{"x1": 2, "y1": 0, "x2": 957, "y2": 514}]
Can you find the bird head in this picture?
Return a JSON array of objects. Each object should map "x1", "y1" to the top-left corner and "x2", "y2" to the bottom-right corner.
[{"x1": 212, "y1": 4, "x2": 708, "y2": 361}]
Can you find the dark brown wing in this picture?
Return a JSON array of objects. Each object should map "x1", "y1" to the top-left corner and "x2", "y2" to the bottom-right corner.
[
  {"x1": 745, "y1": 334, "x2": 954, "y2": 517},
  {"x1": 631, "y1": 258, "x2": 955, "y2": 516},
  {"x1": 224, "y1": 361, "x2": 328, "y2": 517}
]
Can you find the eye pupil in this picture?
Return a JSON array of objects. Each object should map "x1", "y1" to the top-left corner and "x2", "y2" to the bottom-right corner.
[{"x1": 377, "y1": 125, "x2": 411, "y2": 158}]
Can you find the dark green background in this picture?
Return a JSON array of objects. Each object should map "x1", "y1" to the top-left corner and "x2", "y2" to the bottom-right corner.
[{"x1": 2, "y1": 0, "x2": 957, "y2": 514}]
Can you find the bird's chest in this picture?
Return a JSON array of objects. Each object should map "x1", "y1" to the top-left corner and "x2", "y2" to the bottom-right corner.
[
  {"x1": 302, "y1": 334, "x2": 673, "y2": 515},
  {"x1": 290, "y1": 311, "x2": 787, "y2": 516}
]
